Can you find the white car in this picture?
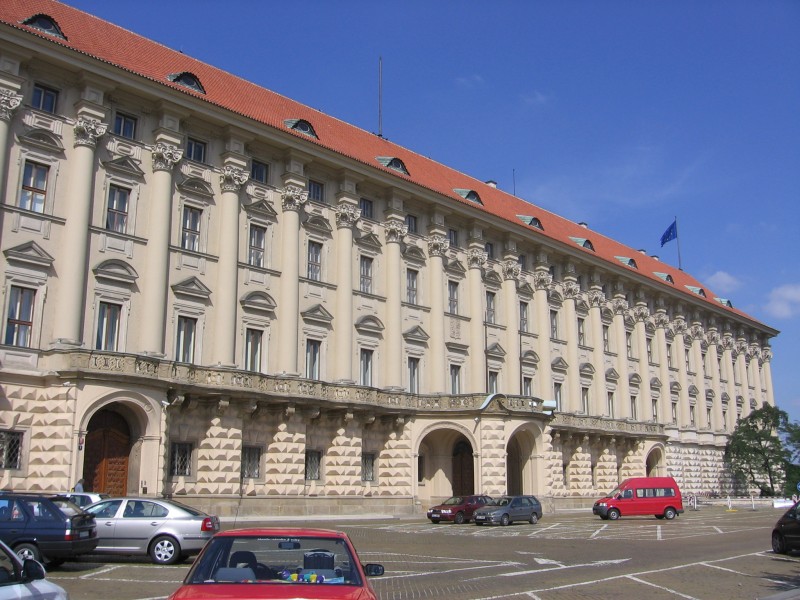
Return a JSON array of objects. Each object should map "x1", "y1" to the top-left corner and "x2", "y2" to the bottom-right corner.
[
  {"x1": 55, "y1": 492, "x2": 109, "y2": 509},
  {"x1": 0, "y1": 538, "x2": 68, "y2": 600}
]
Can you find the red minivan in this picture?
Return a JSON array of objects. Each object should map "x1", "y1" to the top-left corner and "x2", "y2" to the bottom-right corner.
[{"x1": 592, "y1": 477, "x2": 684, "y2": 520}]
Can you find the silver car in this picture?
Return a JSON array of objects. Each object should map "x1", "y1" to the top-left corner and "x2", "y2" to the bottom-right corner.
[
  {"x1": 85, "y1": 497, "x2": 220, "y2": 564},
  {"x1": 472, "y1": 495, "x2": 543, "y2": 526}
]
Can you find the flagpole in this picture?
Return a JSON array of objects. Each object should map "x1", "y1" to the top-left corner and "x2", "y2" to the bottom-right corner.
[{"x1": 675, "y1": 216, "x2": 683, "y2": 271}]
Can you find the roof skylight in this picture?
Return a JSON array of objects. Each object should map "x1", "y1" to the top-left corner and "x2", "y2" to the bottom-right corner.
[
  {"x1": 654, "y1": 272, "x2": 675, "y2": 284},
  {"x1": 686, "y1": 285, "x2": 707, "y2": 297},
  {"x1": 284, "y1": 119, "x2": 318, "y2": 138},
  {"x1": 615, "y1": 256, "x2": 638, "y2": 269},
  {"x1": 715, "y1": 297, "x2": 733, "y2": 308},
  {"x1": 517, "y1": 215, "x2": 543, "y2": 230},
  {"x1": 167, "y1": 72, "x2": 205, "y2": 94},
  {"x1": 376, "y1": 156, "x2": 409, "y2": 175},
  {"x1": 454, "y1": 188, "x2": 482, "y2": 205},
  {"x1": 22, "y1": 14, "x2": 66, "y2": 39},
  {"x1": 570, "y1": 237, "x2": 595, "y2": 251}
]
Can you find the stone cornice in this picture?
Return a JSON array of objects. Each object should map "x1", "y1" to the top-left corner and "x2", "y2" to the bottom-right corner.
[{"x1": 551, "y1": 413, "x2": 665, "y2": 438}]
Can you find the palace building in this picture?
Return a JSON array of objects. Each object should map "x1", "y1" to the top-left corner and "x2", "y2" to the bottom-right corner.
[{"x1": 0, "y1": 0, "x2": 778, "y2": 516}]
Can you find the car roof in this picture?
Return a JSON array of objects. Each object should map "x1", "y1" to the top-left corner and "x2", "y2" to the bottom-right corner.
[{"x1": 214, "y1": 527, "x2": 349, "y2": 539}]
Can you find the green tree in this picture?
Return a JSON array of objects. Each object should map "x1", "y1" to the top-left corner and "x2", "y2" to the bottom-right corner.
[{"x1": 725, "y1": 405, "x2": 793, "y2": 496}]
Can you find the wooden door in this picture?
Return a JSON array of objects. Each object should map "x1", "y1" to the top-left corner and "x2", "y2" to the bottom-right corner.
[
  {"x1": 452, "y1": 440, "x2": 474, "y2": 496},
  {"x1": 83, "y1": 410, "x2": 130, "y2": 496}
]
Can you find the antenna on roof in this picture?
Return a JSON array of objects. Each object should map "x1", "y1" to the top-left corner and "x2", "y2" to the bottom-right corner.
[
  {"x1": 512, "y1": 168, "x2": 516, "y2": 196},
  {"x1": 378, "y1": 56, "x2": 383, "y2": 138}
]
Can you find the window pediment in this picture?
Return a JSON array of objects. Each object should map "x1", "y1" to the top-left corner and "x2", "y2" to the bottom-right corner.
[
  {"x1": 629, "y1": 373, "x2": 642, "y2": 386},
  {"x1": 521, "y1": 350, "x2": 539, "y2": 364},
  {"x1": 102, "y1": 155, "x2": 144, "y2": 178},
  {"x1": 172, "y1": 276, "x2": 211, "y2": 300},
  {"x1": 177, "y1": 177, "x2": 214, "y2": 199},
  {"x1": 4, "y1": 241, "x2": 54, "y2": 270},
  {"x1": 486, "y1": 342, "x2": 506, "y2": 358},
  {"x1": 303, "y1": 214, "x2": 333, "y2": 236},
  {"x1": 552, "y1": 357, "x2": 568, "y2": 371},
  {"x1": 605, "y1": 368, "x2": 620, "y2": 381},
  {"x1": 445, "y1": 259, "x2": 466, "y2": 277},
  {"x1": 483, "y1": 270, "x2": 503, "y2": 288},
  {"x1": 301, "y1": 304, "x2": 334, "y2": 326},
  {"x1": 240, "y1": 291, "x2": 276, "y2": 316},
  {"x1": 402, "y1": 245, "x2": 427, "y2": 265},
  {"x1": 17, "y1": 128, "x2": 64, "y2": 153},
  {"x1": 579, "y1": 362, "x2": 595, "y2": 376},
  {"x1": 93, "y1": 259, "x2": 138, "y2": 285},
  {"x1": 650, "y1": 377, "x2": 662, "y2": 389},
  {"x1": 403, "y1": 325, "x2": 429, "y2": 343},
  {"x1": 355, "y1": 232, "x2": 382, "y2": 252},
  {"x1": 355, "y1": 315, "x2": 385, "y2": 334},
  {"x1": 445, "y1": 341, "x2": 469, "y2": 354}
]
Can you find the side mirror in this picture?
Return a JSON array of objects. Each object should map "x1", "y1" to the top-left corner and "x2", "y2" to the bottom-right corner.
[
  {"x1": 364, "y1": 563, "x2": 385, "y2": 577},
  {"x1": 615, "y1": 494, "x2": 623, "y2": 500},
  {"x1": 21, "y1": 559, "x2": 46, "y2": 582}
]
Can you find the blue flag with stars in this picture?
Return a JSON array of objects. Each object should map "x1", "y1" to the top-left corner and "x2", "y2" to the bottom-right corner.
[{"x1": 660, "y1": 220, "x2": 678, "y2": 247}]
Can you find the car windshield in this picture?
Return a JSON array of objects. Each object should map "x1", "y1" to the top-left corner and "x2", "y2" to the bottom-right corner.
[
  {"x1": 49, "y1": 497, "x2": 83, "y2": 516},
  {"x1": 185, "y1": 535, "x2": 362, "y2": 587},
  {"x1": 441, "y1": 496, "x2": 464, "y2": 505},
  {"x1": 606, "y1": 486, "x2": 624, "y2": 498},
  {"x1": 488, "y1": 497, "x2": 512, "y2": 506}
]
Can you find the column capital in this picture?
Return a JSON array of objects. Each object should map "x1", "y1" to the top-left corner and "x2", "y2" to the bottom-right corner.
[
  {"x1": 335, "y1": 203, "x2": 361, "y2": 229},
  {"x1": 151, "y1": 142, "x2": 184, "y2": 171},
  {"x1": 612, "y1": 297, "x2": 629, "y2": 315},
  {"x1": 632, "y1": 305, "x2": 650, "y2": 322},
  {"x1": 587, "y1": 289, "x2": 605, "y2": 308},
  {"x1": 73, "y1": 117, "x2": 107, "y2": 148},
  {"x1": 533, "y1": 270, "x2": 552, "y2": 291},
  {"x1": 467, "y1": 247, "x2": 487, "y2": 269},
  {"x1": 654, "y1": 311, "x2": 670, "y2": 329},
  {"x1": 501, "y1": 259, "x2": 521, "y2": 281},
  {"x1": 720, "y1": 334, "x2": 734, "y2": 351},
  {"x1": 383, "y1": 218, "x2": 407, "y2": 242},
  {"x1": 220, "y1": 165, "x2": 248, "y2": 193},
  {"x1": 426, "y1": 234, "x2": 450, "y2": 258},
  {"x1": 0, "y1": 89, "x2": 22, "y2": 122},
  {"x1": 672, "y1": 316, "x2": 687, "y2": 335},
  {"x1": 280, "y1": 185, "x2": 308, "y2": 212},
  {"x1": 562, "y1": 280, "x2": 580, "y2": 299}
]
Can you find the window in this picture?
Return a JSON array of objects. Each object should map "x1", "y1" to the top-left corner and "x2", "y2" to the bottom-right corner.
[
  {"x1": 186, "y1": 138, "x2": 206, "y2": 163},
  {"x1": 245, "y1": 328, "x2": 262, "y2": 372},
  {"x1": 417, "y1": 455, "x2": 425, "y2": 483},
  {"x1": 484, "y1": 242, "x2": 494, "y2": 259},
  {"x1": 553, "y1": 383, "x2": 562, "y2": 411},
  {"x1": 361, "y1": 453, "x2": 376, "y2": 482},
  {"x1": 405, "y1": 214, "x2": 417, "y2": 234},
  {"x1": 581, "y1": 387, "x2": 589, "y2": 414},
  {"x1": 685, "y1": 349, "x2": 691, "y2": 372},
  {"x1": 96, "y1": 302, "x2": 121, "y2": 351},
  {"x1": 518, "y1": 254, "x2": 527, "y2": 271},
  {"x1": 308, "y1": 180, "x2": 324, "y2": 203},
  {"x1": 630, "y1": 395, "x2": 638, "y2": 420},
  {"x1": 170, "y1": 442, "x2": 192, "y2": 477},
  {"x1": 701, "y1": 352, "x2": 707, "y2": 375},
  {"x1": 646, "y1": 338, "x2": 654, "y2": 363},
  {"x1": 175, "y1": 316, "x2": 197, "y2": 363},
  {"x1": 488, "y1": 370, "x2": 498, "y2": 394},
  {"x1": 248, "y1": 224, "x2": 266, "y2": 268},
  {"x1": 307, "y1": 241, "x2": 322, "y2": 281},
  {"x1": 448, "y1": 228, "x2": 459, "y2": 247},
  {"x1": 602, "y1": 325, "x2": 610, "y2": 352},
  {"x1": 519, "y1": 302, "x2": 529, "y2": 333},
  {"x1": 305, "y1": 450, "x2": 321, "y2": 480},
  {"x1": 689, "y1": 404, "x2": 696, "y2": 427},
  {"x1": 360, "y1": 349, "x2": 373, "y2": 386},
  {"x1": 485, "y1": 292, "x2": 496, "y2": 324},
  {"x1": 706, "y1": 405, "x2": 712, "y2": 428},
  {"x1": 113, "y1": 112, "x2": 137, "y2": 139},
  {"x1": 608, "y1": 392, "x2": 615, "y2": 419},
  {"x1": 666, "y1": 343, "x2": 673, "y2": 368},
  {"x1": 450, "y1": 365, "x2": 461, "y2": 394},
  {"x1": 408, "y1": 357, "x2": 420, "y2": 394},
  {"x1": 577, "y1": 317, "x2": 586, "y2": 345},
  {"x1": 0, "y1": 431, "x2": 23, "y2": 470},
  {"x1": 359, "y1": 256, "x2": 373, "y2": 293},
  {"x1": 448, "y1": 281, "x2": 459, "y2": 314},
  {"x1": 5, "y1": 286, "x2": 35, "y2": 347},
  {"x1": 359, "y1": 198, "x2": 373, "y2": 219},
  {"x1": 241, "y1": 446, "x2": 261, "y2": 479},
  {"x1": 181, "y1": 206, "x2": 201, "y2": 252},
  {"x1": 406, "y1": 269, "x2": 418, "y2": 304},
  {"x1": 250, "y1": 160, "x2": 269, "y2": 184},
  {"x1": 626, "y1": 332, "x2": 634, "y2": 358},
  {"x1": 549, "y1": 310, "x2": 559, "y2": 339},
  {"x1": 32, "y1": 83, "x2": 58, "y2": 113},
  {"x1": 652, "y1": 398, "x2": 659, "y2": 421},
  {"x1": 672, "y1": 400, "x2": 678, "y2": 425},
  {"x1": 19, "y1": 160, "x2": 48, "y2": 213},
  {"x1": 523, "y1": 376, "x2": 533, "y2": 396},
  {"x1": 306, "y1": 339, "x2": 321, "y2": 380},
  {"x1": 106, "y1": 185, "x2": 130, "y2": 233}
]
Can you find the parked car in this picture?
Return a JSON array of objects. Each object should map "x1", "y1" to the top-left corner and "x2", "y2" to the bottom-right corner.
[
  {"x1": 168, "y1": 527, "x2": 384, "y2": 600},
  {"x1": 0, "y1": 538, "x2": 68, "y2": 600},
  {"x1": 0, "y1": 492, "x2": 97, "y2": 566},
  {"x1": 772, "y1": 500, "x2": 800, "y2": 554},
  {"x1": 427, "y1": 495, "x2": 492, "y2": 524},
  {"x1": 84, "y1": 497, "x2": 220, "y2": 564},
  {"x1": 473, "y1": 495, "x2": 542, "y2": 526},
  {"x1": 56, "y1": 492, "x2": 110, "y2": 509},
  {"x1": 592, "y1": 477, "x2": 684, "y2": 520}
]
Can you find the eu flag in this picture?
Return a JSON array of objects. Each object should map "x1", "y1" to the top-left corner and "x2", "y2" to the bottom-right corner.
[{"x1": 660, "y1": 220, "x2": 678, "y2": 247}]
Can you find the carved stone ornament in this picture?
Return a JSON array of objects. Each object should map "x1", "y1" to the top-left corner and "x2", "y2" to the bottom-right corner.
[
  {"x1": 426, "y1": 234, "x2": 450, "y2": 258},
  {"x1": 335, "y1": 204, "x2": 361, "y2": 229},
  {"x1": 587, "y1": 289, "x2": 606, "y2": 308},
  {"x1": 0, "y1": 89, "x2": 22, "y2": 122},
  {"x1": 763, "y1": 347, "x2": 773, "y2": 362},
  {"x1": 734, "y1": 339, "x2": 749, "y2": 357},
  {"x1": 501, "y1": 259, "x2": 522, "y2": 281},
  {"x1": 533, "y1": 270, "x2": 552, "y2": 291},
  {"x1": 220, "y1": 166, "x2": 249, "y2": 193},
  {"x1": 633, "y1": 305, "x2": 650, "y2": 322},
  {"x1": 151, "y1": 142, "x2": 184, "y2": 171},
  {"x1": 612, "y1": 297, "x2": 629, "y2": 315},
  {"x1": 707, "y1": 330, "x2": 720, "y2": 346},
  {"x1": 383, "y1": 219, "x2": 408, "y2": 243},
  {"x1": 467, "y1": 248, "x2": 488, "y2": 269},
  {"x1": 654, "y1": 311, "x2": 670, "y2": 329},
  {"x1": 280, "y1": 185, "x2": 308, "y2": 212},
  {"x1": 720, "y1": 334, "x2": 734, "y2": 351},
  {"x1": 562, "y1": 280, "x2": 580, "y2": 299},
  {"x1": 690, "y1": 324, "x2": 705, "y2": 342},
  {"x1": 673, "y1": 317, "x2": 687, "y2": 335},
  {"x1": 73, "y1": 117, "x2": 107, "y2": 148}
]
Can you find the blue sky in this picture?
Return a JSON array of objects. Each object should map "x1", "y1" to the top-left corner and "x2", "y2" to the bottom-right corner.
[{"x1": 64, "y1": 1, "x2": 800, "y2": 421}]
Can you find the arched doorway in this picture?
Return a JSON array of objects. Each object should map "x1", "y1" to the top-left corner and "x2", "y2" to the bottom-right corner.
[
  {"x1": 452, "y1": 439, "x2": 474, "y2": 496},
  {"x1": 507, "y1": 436, "x2": 523, "y2": 495},
  {"x1": 646, "y1": 446, "x2": 664, "y2": 477},
  {"x1": 83, "y1": 409, "x2": 131, "y2": 495}
]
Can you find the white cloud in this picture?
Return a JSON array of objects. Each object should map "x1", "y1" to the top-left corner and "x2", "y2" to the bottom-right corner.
[
  {"x1": 764, "y1": 284, "x2": 800, "y2": 319},
  {"x1": 519, "y1": 91, "x2": 548, "y2": 107},
  {"x1": 705, "y1": 271, "x2": 742, "y2": 294},
  {"x1": 455, "y1": 74, "x2": 484, "y2": 89}
]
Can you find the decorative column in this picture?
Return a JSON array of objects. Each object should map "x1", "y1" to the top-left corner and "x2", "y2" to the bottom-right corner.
[
  {"x1": 426, "y1": 234, "x2": 449, "y2": 392},
  {"x1": 141, "y1": 140, "x2": 183, "y2": 355},
  {"x1": 633, "y1": 297, "x2": 651, "y2": 422},
  {"x1": 762, "y1": 347, "x2": 775, "y2": 407},
  {"x1": 674, "y1": 316, "x2": 691, "y2": 428},
  {"x1": 501, "y1": 258, "x2": 521, "y2": 394},
  {"x1": 707, "y1": 327, "x2": 723, "y2": 430},
  {"x1": 654, "y1": 306, "x2": 672, "y2": 427},
  {"x1": 52, "y1": 114, "x2": 107, "y2": 346},
  {"x1": 734, "y1": 337, "x2": 751, "y2": 417},
  {"x1": 532, "y1": 255, "x2": 552, "y2": 402},
  {"x1": 611, "y1": 291, "x2": 631, "y2": 419},
  {"x1": 750, "y1": 343, "x2": 764, "y2": 407},
  {"x1": 562, "y1": 278, "x2": 581, "y2": 413},
  {"x1": 688, "y1": 321, "x2": 706, "y2": 426},
  {"x1": 0, "y1": 88, "x2": 22, "y2": 193},
  {"x1": 332, "y1": 202, "x2": 360, "y2": 382},
  {"x1": 212, "y1": 164, "x2": 248, "y2": 366},
  {"x1": 383, "y1": 218, "x2": 407, "y2": 389},
  {"x1": 276, "y1": 184, "x2": 307, "y2": 375},
  {"x1": 588, "y1": 283, "x2": 607, "y2": 416},
  {"x1": 467, "y1": 244, "x2": 487, "y2": 393},
  {"x1": 720, "y1": 331, "x2": 737, "y2": 424}
]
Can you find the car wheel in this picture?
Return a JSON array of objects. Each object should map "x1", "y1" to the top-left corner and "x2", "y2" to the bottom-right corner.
[
  {"x1": 454, "y1": 512, "x2": 465, "y2": 525},
  {"x1": 15, "y1": 543, "x2": 41, "y2": 563},
  {"x1": 149, "y1": 535, "x2": 182, "y2": 565},
  {"x1": 431, "y1": 519, "x2": 440, "y2": 524},
  {"x1": 664, "y1": 507, "x2": 677, "y2": 520},
  {"x1": 607, "y1": 509, "x2": 621, "y2": 521},
  {"x1": 773, "y1": 531, "x2": 788, "y2": 554},
  {"x1": 500, "y1": 514, "x2": 510, "y2": 526},
  {"x1": 529, "y1": 512, "x2": 539, "y2": 525},
  {"x1": 475, "y1": 521, "x2": 483, "y2": 526}
]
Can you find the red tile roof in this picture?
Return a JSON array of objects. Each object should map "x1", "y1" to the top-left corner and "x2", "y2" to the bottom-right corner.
[{"x1": 0, "y1": 0, "x2": 769, "y2": 329}]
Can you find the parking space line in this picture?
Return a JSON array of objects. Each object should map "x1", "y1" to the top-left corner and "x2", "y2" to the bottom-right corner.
[
  {"x1": 526, "y1": 523, "x2": 560, "y2": 536},
  {"x1": 590, "y1": 524, "x2": 608, "y2": 538},
  {"x1": 78, "y1": 565, "x2": 122, "y2": 579},
  {"x1": 626, "y1": 575, "x2": 699, "y2": 599}
]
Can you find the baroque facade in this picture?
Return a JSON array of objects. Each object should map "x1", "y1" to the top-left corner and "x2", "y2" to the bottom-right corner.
[{"x1": 0, "y1": 1, "x2": 778, "y2": 516}]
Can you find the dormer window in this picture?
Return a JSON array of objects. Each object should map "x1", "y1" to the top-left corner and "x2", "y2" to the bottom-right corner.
[
  {"x1": 376, "y1": 157, "x2": 409, "y2": 175},
  {"x1": 569, "y1": 237, "x2": 595, "y2": 251},
  {"x1": 22, "y1": 14, "x2": 66, "y2": 39},
  {"x1": 686, "y1": 285, "x2": 706, "y2": 297},
  {"x1": 168, "y1": 72, "x2": 205, "y2": 94},
  {"x1": 654, "y1": 272, "x2": 674, "y2": 284},
  {"x1": 284, "y1": 119, "x2": 318, "y2": 138},
  {"x1": 715, "y1": 297, "x2": 733, "y2": 308},
  {"x1": 517, "y1": 215, "x2": 543, "y2": 230},
  {"x1": 454, "y1": 189, "x2": 482, "y2": 205},
  {"x1": 615, "y1": 256, "x2": 638, "y2": 269}
]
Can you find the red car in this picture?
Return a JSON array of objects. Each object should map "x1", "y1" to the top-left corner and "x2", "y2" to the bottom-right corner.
[
  {"x1": 426, "y1": 495, "x2": 493, "y2": 524},
  {"x1": 168, "y1": 527, "x2": 384, "y2": 600}
]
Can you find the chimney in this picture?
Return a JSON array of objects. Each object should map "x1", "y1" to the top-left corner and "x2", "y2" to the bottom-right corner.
[
  {"x1": 651, "y1": 255, "x2": 660, "y2": 261},
  {"x1": 638, "y1": 249, "x2": 647, "y2": 254},
  {"x1": 578, "y1": 222, "x2": 588, "y2": 229},
  {"x1": 485, "y1": 180, "x2": 497, "y2": 188}
]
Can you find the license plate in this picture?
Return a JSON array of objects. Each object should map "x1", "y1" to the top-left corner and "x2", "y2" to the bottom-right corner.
[{"x1": 80, "y1": 530, "x2": 89, "y2": 538}]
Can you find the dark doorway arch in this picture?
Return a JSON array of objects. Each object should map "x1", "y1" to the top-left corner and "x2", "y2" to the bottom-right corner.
[
  {"x1": 83, "y1": 409, "x2": 131, "y2": 495},
  {"x1": 451, "y1": 439, "x2": 474, "y2": 496},
  {"x1": 507, "y1": 436, "x2": 523, "y2": 495},
  {"x1": 646, "y1": 447, "x2": 664, "y2": 477}
]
